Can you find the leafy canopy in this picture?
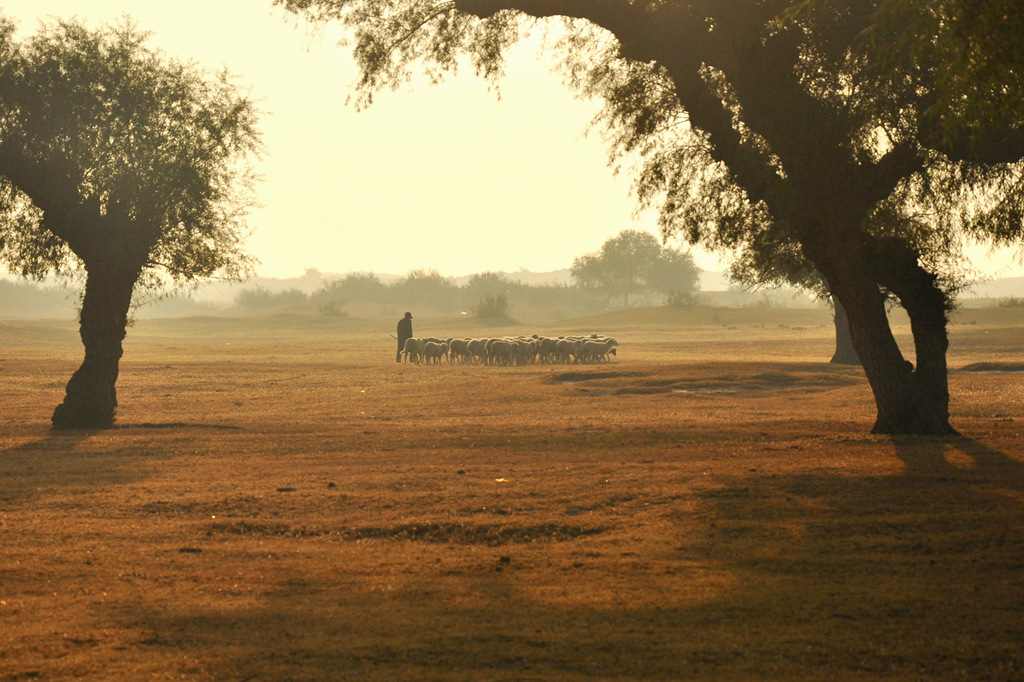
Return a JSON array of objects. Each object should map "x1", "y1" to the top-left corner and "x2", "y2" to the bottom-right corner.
[
  {"x1": 571, "y1": 229, "x2": 700, "y2": 304},
  {"x1": 0, "y1": 15, "x2": 262, "y2": 289}
]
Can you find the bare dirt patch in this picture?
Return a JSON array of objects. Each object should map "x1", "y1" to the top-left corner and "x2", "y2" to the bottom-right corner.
[
  {"x1": 552, "y1": 362, "x2": 864, "y2": 396},
  {"x1": 958, "y1": 361, "x2": 1024, "y2": 373},
  {"x1": 209, "y1": 519, "x2": 605, "y2": 545}
]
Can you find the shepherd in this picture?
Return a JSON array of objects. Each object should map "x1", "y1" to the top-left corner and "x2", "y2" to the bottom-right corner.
[{"x1": 396, "y1": 312, "x2": 413, "y2": 363}]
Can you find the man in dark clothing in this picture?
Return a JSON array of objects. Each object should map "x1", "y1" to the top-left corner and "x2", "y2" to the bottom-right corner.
[{"x1": 396, "y1": 312, "x2": 413, "y2": 362}]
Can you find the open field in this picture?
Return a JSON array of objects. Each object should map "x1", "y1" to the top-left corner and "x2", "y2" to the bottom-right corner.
[{"x1": 2, "y1": 306, "x2": 1023, "y2": 680}]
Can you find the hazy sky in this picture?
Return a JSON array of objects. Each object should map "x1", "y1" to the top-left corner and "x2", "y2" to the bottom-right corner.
[{"x1": 3, "y1": 1, "x2": 1021, "y2": 282}]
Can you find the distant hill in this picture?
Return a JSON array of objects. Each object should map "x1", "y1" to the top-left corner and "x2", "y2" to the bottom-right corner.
[
  {"x1": 963, "y1": 276, "x2": 1024, "y2": 300},
  {"x1": 0, "y1": 280, "x2": 78, "y2": 319},
  {"x1": 452, "y1": 269, "x2": 573, "y2": 287}
]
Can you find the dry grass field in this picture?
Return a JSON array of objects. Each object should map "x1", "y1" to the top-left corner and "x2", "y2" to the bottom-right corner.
[{"x1": 2, "y1": 305, "x2": 1023, "y2": 681}]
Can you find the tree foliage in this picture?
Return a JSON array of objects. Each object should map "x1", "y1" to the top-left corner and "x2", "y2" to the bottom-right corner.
[
  {"x1": 571, "y1": 229, "x2": 700, "y2": 306},
  {"x1": 0, "y1": 17, "x2": 260, "y2": 286}
]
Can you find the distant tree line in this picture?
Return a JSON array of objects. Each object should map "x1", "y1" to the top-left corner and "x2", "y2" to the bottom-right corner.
[
  {"x1": 233, "y1": 267, "x2": 696, "y2": 319},
  {"x1": 233, "y1": 231, "x2": 703, "y2": 318},
  {"x1": 232, "y1": 270, "x2": 590, "y2": 317}
]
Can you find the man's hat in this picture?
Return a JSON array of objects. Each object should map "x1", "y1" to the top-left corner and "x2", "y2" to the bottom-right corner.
[{"x1": 404, "y1": 312, "x2": 412, "y2": 318}]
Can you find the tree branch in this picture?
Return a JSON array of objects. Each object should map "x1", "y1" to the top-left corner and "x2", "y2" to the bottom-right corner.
[{"x1": 0, "y1": 140, "x2": 92, "y2": 259}]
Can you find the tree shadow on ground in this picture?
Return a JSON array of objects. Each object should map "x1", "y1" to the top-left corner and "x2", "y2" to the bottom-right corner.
[
  {"x1": 720, "y1": 434, "x2": 1024, "y2": 678},
  {"x1": 114, "y1": 422, "x2": 243, "y2": 430},
  {"x1": 891, "y1": 434, "x2": 1024, "y2": 489},
  {"x1": 82, "y1": 434, "x2": 1024, "y2": 680},
  {"x1": 0, "y1": 431, "x2": 146, "y2": 506}
]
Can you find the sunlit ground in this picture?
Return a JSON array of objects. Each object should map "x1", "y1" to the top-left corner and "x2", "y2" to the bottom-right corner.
[{"x1": 1, "y1": 306, "x2": 1022, "y2": 680}]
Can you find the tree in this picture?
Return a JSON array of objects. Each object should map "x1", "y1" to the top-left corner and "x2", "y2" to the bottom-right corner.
[
  {"x1": 395, "y1": 268, "x2": 455, "y2": 305},
  {"x1": 276, "y1": 0, "x2": 1024, "y2": 434},
  {"x1": 572, "y1": 229, "x2": 654, "y2": 306},
  {"x1": 571, "y1": 229, "x2": 699, "y2": 306},
  {"x1": 646, "y1": 244, "x2": 702, "y2": 305},
  {"x1": 464, "y1": 270, "x2": 518, "y2": 297},
  {"x1": 312, "y1": 272, "x2": 386, "y2": 306},
  {"x1": 0, "y1": 17, "x2": 261, "y2": 429},
  {"x1": 718, "y1": 0, "x2": 1006, "y2": 365}
]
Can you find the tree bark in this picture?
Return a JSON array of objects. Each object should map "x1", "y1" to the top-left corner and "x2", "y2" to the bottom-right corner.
[
  {"x1": 829, "y1": 273, "x2": 957, "y2": 435},
  {"x1": 51, "y1": 267, "x2": 138, "y2": 430},
  {"x1": 830, "y1": 295, "x2": 861, "y2": 365},
  {"x1": 876, "y1": 251, "x2": 956, "y2": 436}
]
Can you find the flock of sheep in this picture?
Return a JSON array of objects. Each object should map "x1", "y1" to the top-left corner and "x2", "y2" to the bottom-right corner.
[{"x1": 401, "y1": 334, "x2": 619, "y2": 366}]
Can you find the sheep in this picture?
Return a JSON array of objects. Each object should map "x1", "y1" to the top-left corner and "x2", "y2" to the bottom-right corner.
[
  {"x1": 402, "y1": 337, "x2": 424, "y2": 364},
  {"x1": 422, "y1": 341, "x2": 449, "y2": 365},
  {"x1": 398, "y1": 331, "x2": 619, "y2": 367},
  {"x1": 555, "y1": 338, "x2": 581, "y2": 364},
  {"x1": 448, "y1": 338, "x2": 471, "y2": 364},
  {"x1": 467, "y1": 338, "x2": 488, "y2": 364},
  {"x1": 514, "y1": 338, "x2": 537, "y2": 366},
  {"x1": 483, "y1": 337, "x2": 499, "y2": 365},
  {"x1": 486, "y1": 339, "x2": 517, "y2": 366},
  {"x1": 578, "y1": 337, "x2": 618, "y2": 363},
  {"x1": 537, "y1": 336, "x2": 559, "y2": 364}
]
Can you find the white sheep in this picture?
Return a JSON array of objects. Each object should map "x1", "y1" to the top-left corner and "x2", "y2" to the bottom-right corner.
[
  {"x1": 579, "y1": 337, "x2": 618, "y2": 363},
  {"x1": 486, "y1": 338, "x2": 516, "y2": 366},
  {"x1": 514, "y1": 338, "x2": 537, "y2": 366},
  {"x1": 467, "y1": 338, "x2": 488, "y2": 364},
  {"x1": 399, "y1": 331, "x2": 619, "y2": 367},
  {"x1": 537, "y1": 336, "x2": 559, "y2": 364},
  {"x1": 422, "y1": 341, "x2": 449, "y2": 365},
  {"x1": 402, "y1": 337, "x2": 424, "y2": 364},
  {"x1": 448, "y1": 338, "x2": 471, "y2": 364},
  {"x1": 555, "y1": 338, "x2": 581, "y2": 364}
]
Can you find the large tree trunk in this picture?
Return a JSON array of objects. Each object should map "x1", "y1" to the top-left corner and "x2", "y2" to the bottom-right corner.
[
  {"x1": 830, "y1": 273, "x2": 957, "y2": 436},
  {"x1": 878, "y1": 254, "x2": 955, "y2": 435},
  {"x1": 830, "y1": 295, "x2": 861, "y2": 365},
  {"x1": 52, "y1": 267, "x2": 138, "y2": 430}
]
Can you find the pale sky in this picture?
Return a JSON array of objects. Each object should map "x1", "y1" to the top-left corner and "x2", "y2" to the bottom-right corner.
[{"x1": 2, "y1": 1, "x2": 1021, "y2": 283}]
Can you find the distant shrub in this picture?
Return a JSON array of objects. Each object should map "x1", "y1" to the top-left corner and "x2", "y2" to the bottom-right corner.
[
  {"x1": 234, "y1": 286, "x2": 275, "y2": 308},
  {"x1": 275, "y1": 289, "x2": 310, "y2": 308},
  {"x1": 996, "y1": 297, "x2": 1024, "y2": 307},
  {"x1": 318, "y1": 300, "x2": 348, "y2": 317},
  {"x1": 235, "y1": 287, "x2": 308, "y2": 309},
  {"x1": 666, "y1": 289, "x2": 699, "y2": 307},
  {"x1": 743, "y1": 293, "x2": 779, "y2": 309},
  {"x1": 313, "y1": 273, "x2": 386, "y2": 304},
  {"x1": 475, "y1": 293, "x2": 512, "y2": 319}
]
